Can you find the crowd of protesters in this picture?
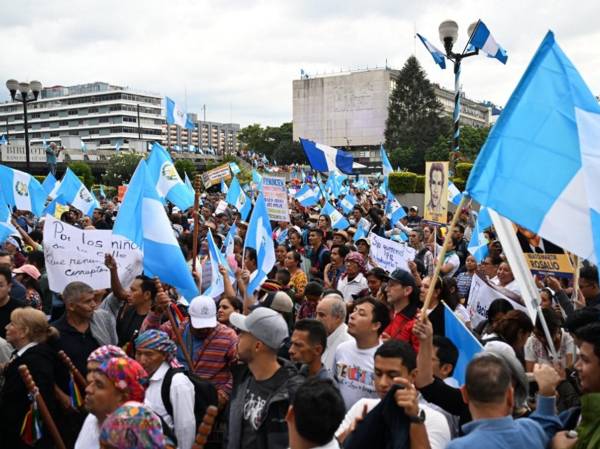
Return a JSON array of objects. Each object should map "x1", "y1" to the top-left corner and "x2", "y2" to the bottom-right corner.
[{"x1": 0, "y1": 162, "x2": 598, "y2": 449}]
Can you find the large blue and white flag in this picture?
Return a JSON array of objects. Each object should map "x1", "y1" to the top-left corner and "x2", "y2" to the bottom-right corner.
[
  {"x1": 448, "y1": 181, "x2": 464, "y2": 206},
  {"x1": 165, "y1": 96, "x2": 194, "y2": 129},
  {"x1": 0, "y1": 165, "x2": 51, "y2": 216},
  {"x1": 467, "y1": 207, "x2": 492, "y2": 263},
  {"x1": 43, "y1": 194, "x2": 67, "y2": 217},
  {"x1": 380, "y1": 145, "x2": 393, "y2": 177},
  {"x1": 42, "y1": 173, "x2": 57, "y2": 195},
  {"x1": 300, "y1": 138, "x2": 353, "y2": 175},
  {"x1": 339, "y1": 193, "x2": 357, "y2": 215},
  {"x1": 353, "y1": 225, "x2": 367, "y2": 243},
  {"x1": 53, "y1": 168, "x2": 99, "y2": 216},
  {"x1": 295, "y1": 184, "x2": 319, "y2": 207},
  {"x1": 321, "y1": 202, "x2": 350, "y2": 230},
  {"x1": 244, "y1": 193, "x2": 275, "y2": 295},
  {"x1": 443, "y1": 302, "x2": 484, "y2": 385},
  {"x1": 467, "y1": 31, "x2": 600, "y2": 264},
  {"x1": 226, "y1": 176, "x2": 251, "y2": 220},
  {"x1": 221, "y1": 178, "x2": 228, "y2": 194},
  {"x1": 146, "y1": 143, "x2": 194, "y2": 211},
  {"x1": 417, "y1": 33, "x2": 447, "y2": 69},
  {"x1": 468, "y1": 20, "x2": 508, "y2": 64},
  {"x1": 184, "y1": 172, "x2": 195, "y2": 196},
  {"x1": 114, "y1": 161, "x2": 199, "y2": 300},
  {"x1": 251, "y1": 169, "x2": 263, "y2": 189}
]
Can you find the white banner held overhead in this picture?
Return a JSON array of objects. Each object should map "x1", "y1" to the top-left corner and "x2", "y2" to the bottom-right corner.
[
  {"x1": 43, "y1": 215, "x2": 142, "y2": 293},
  {"x1": 369, "y1": 234, "x2": 416, "y2": 274}
]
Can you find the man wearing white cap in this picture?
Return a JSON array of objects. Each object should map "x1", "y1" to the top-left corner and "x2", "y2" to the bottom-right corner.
[
  {"x1": 142, "y1": 293, "x2": 238, "y2": 408},
  {"x1": 226, "y1": 308, "x2": 304, "y2": 449}
]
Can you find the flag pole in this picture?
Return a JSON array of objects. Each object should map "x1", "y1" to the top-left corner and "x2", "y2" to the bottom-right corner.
[
  {"x1": 18, "y1": 365, "x2": 67, "y2": 449},
  {"x1": 58, "y1": 350, "x2": 87, "y2": 391},
  {"x1": 191, "y1": 174, "x2": 202, "y2": 273},
  {"x1": 154, "y1": 279, "x2": 195, "y2": 370},
  {"x1": 421, "y1": 195, "x2": 467, "y2": 314}
]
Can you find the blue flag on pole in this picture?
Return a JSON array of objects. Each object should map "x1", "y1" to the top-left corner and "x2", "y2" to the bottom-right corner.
[
  {"x1": 224, "y1": 223, "x2": 237, "y2": 256},
  {"x1": 146, "y1": 143, "x2": 194, "y2": 211},
  {"x1": 467, "y1": 31, "x2": 600, "y2": 264},
  {"x1": 113, "y1": 161, "x2": 199, "y2": 300},
  {"x1": 448, "y1": 181, "x2": 464, "y2": 206},
  {"x1": 52, "y1": 168, "x2": 99, "y2": 216},
  {"x1": 226, "y1": 176, "x2": 251, "y2": 220},
  {"x1": 252, "y1": 169, "x2": 263, "y2": 189},
  {"x1": 204, "y1": 229, "x2": 227, "y2": 298},
  {"x1": 244, "y1": 193, "x2": 275, "y2": 296},
  {"x1": 468, "y1": 20, "x2": 508, "y2": 64},
  {"x1": 339, "y1": 193, "x2": 357, "y2": 215},
  {"x1": 321, "y1": 202, "x2": 350, "y2": 230},
  {"x1": 42, "y1": 173, "x2": 57, "y2": 195},
  {"x1": 0, "y1": 165, "x2": 47, "y2": 216},
  {"x1": 468, "y1": 207, "x2": 492, "y2": 263},
  {"x1": 353, "y1": 225, "x2": 367, "y2": 243},
  {"x1": 300, "y1": 138, "x2": 353, "y2": 175},
  {"x1": 295, "y1": 184, "x2": 319, "y2": 207},
  {"x1": 165, "y1": 96, "x2": 194, "y2": 129},
  {"x1": 443, "y1": 302, "x2": 484, "y2": 385},
  {"x1": 417, "y1": 33, "x2": 447, "y2": 69}
]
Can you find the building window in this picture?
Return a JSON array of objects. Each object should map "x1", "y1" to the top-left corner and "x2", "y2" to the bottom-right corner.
[
  {"x1": 89, "y1": 107, "x2": 99, "y2": 113},
  {"x1": 68, "y1": 110, "x2": 78, "y2": 115}
]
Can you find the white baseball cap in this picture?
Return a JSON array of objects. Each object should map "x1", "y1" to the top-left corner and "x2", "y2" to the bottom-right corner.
[{"x1": 188, "y1": 295, "x2": 217, "y2": 329}]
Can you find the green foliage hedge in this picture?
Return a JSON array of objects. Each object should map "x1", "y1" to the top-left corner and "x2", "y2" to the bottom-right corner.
[
  {"x1": 415, "y1": 175, "x2": 425, "y2": 193},
  {"x1": 455, "y1": 163, "x2": 473, "y2": 181},
  {"x1": 389, "y1": 172, "x2": 417, "y2": 194},
  {"x1": 452, "y1": 177, "x2": 466, "y2": 191}
]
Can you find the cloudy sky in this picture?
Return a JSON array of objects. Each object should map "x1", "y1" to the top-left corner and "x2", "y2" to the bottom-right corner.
[{"x1": 1, "y1": 0, "x2": 599, "y2": 127}]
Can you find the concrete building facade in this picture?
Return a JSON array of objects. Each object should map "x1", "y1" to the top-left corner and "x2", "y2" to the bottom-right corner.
[
  {"x1": 162, "y1": 116, "x2": 240, "y2": 154},
  {"x1": 292, "y1": 67, "x2": 492, "y2": 171},
  {"x1": 0, "y1": 82, "x2": 163, "y2": 151}
]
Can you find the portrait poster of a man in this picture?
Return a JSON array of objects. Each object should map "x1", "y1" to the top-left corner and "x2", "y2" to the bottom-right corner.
[{"x1": 424, "y1": 161, "x2": 448, "y2": 224}]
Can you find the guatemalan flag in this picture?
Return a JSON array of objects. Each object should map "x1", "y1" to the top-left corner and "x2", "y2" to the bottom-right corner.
[
  {"x1": 42, "y1": 173, "x2": 57, "y2": 196},
  {"x1": 146, "y1": 143, "x2": 194, "y2": 211},
  {"x1": 0, "y1": 165, "x2": 47, "y2": 217},
  {"x1": 467, "y1": 31, "x2": 600, "y2": 265},
  {"x1": 321, "y1": 202, "x2": 350, "y2": 230},
  {"x1": 165, "y1": 96, "x2": 195, "y2": 129},
  {"x1": 417, "y1": 33, "x2": 447, "y2": 69},
  {"x1": 114, "y1": 160, "x2": 199, "y2": 300},
  {"x1": 53, "y1": 168, "x2": 99, "y2": 216},
  {"x1": 448, "y1": 181, "x2": 464, "y2": 206},
  {"x1": 468, "y1": 20, "x2": 508, "y2": 64},
  {"x1": 300, "y1": 138, "x2": 353, "y2": 175},
  {"x1": 340, "y1": 193, "x2": 357, "y2": 215},
  {"x1": 244, "y1": 193, "x2": 276, "y2": 296},
  {"x1": 468, "y1": 207, "x2": 492, "y2": 263},
  {"x1": 204, "y1": 229, "x2": 229, "y2": 298},
  {"x1": 295, "y1": 184, "x2": 319, "y2": 207},
  {"x1": 443, "y1": 301, "x2": 483, "y2": 385},
  {"x1": 226, "y1": 176, "x2": 251, "y2": 221}
]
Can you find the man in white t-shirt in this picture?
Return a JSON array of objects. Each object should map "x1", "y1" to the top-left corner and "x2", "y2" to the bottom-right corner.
[
  {"x1": 337, "y1": 340, "x2": 451, "y2": 449},
  {"x1": 333, "y1": 297, "x2": 390, "y2": 410}
]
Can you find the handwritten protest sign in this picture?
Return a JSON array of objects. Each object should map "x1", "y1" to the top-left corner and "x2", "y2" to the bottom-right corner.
[
  {"x1": 263, "y1": 176, "x2": 290, "y2": 222},
  {"x1": 467, "y1": 274, "x2": 528, "y2": 328},
  {"x1": 368, "y1": 234, "x2": 416, "y2": 274},
  {"x1": 44, "y1": 215, "x2": 142, "y2": 293}
]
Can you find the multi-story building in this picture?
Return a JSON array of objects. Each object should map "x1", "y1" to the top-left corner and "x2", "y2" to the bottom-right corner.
[
  {"x1": 292, "y1": 67, "x2": 492, "y2": 171},
  {"x1": 0, "y1": 82, "x2": 163, "y2": 151},
  {"x1": 161, "y1": 116, "x2": 240, "y2": 154}
]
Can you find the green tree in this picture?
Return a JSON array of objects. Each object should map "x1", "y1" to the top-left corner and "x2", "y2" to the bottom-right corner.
[
  {"x1": 239, "y1": 122, "x2": 306, "y2": 165},
  {"x1": 69, "y1": 161, "x2": 95, "y2": 187},
  {"x1": 238, "y1": 124, "x2": 265, "y2": 152},
  {"x1": 457, "y1": 125, "x2": 490, "y2": 161},
  {"x1": 174, "y1": 159, "x2": 196, "y2": 180},
  {"x1": 385, "y1": 56, "x2": 449, "y2": 173},
  {"x1": 425, "y1": 135, "x2": 450, "y2": 162},
  {"x1": 102, "y1": 153, "x2": 143, "y2": 186}
]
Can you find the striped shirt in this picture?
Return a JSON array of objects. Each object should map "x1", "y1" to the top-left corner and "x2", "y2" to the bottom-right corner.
[{"x1": 141, "y1": 313, "x2": 238, "y2": 404}]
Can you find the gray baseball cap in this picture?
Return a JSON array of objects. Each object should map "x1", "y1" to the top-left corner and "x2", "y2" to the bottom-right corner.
[{"x1": 229, "y1": 308, "x2": 289, "y2": 351}]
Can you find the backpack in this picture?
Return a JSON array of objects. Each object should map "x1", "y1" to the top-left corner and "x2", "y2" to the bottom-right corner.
[{"x1": 160, "y1": 367, "x2": 219, "y2": 435}]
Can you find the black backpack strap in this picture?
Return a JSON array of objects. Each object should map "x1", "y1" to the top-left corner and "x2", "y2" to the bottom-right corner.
[{"x1": 161, "y1": 366, "x2": 184, "y2": 419}]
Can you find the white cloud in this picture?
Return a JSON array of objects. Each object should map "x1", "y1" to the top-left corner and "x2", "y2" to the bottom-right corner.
[{"x1": 0, "y1": 0, "x2": 599, "y2": 126}]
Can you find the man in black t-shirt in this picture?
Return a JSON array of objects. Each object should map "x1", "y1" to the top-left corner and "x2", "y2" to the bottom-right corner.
[
  {"x1": 115, "y1": 275, "x2": 156, "y2": 347},
  {"x1": 226, "y1": 308, "x2": 304, "y2": 449},
  {"x1": 0, "y1": 266, "x2": 23, "y2": 339}
]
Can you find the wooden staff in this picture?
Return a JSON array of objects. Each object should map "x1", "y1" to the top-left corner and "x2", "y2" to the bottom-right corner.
[
  {"x1": 57, "y1": 350, "x2": 87, "y2": 392},
  {"x1": 421, "y1": 195, "x2": 468, "y2": 316},
  {"x1": 191, "y1": 405, "x2": 219, "y2": 449},
  {"x1": 18, "y1": 365, "x2": 67, "y2": 449},
  {"x1": 154, "y1": 278, "x2": 195, "y2": 370},
  {"x1": 192, "y1": 174, "x2": 203, "y2": 272}
]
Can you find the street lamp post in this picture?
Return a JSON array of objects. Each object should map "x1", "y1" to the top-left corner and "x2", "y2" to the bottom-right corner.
[
  {"x1": 6, "y1": 79, "x2": 43, "y2": 172},
  {"x1": 438, "y1": 20, "x2": 478, "y2": 170}
]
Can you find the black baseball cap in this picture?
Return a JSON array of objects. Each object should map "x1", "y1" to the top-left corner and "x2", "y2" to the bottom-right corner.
[{"x1": 387, "y1": 269, "x2": 416, "y2": 286}]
